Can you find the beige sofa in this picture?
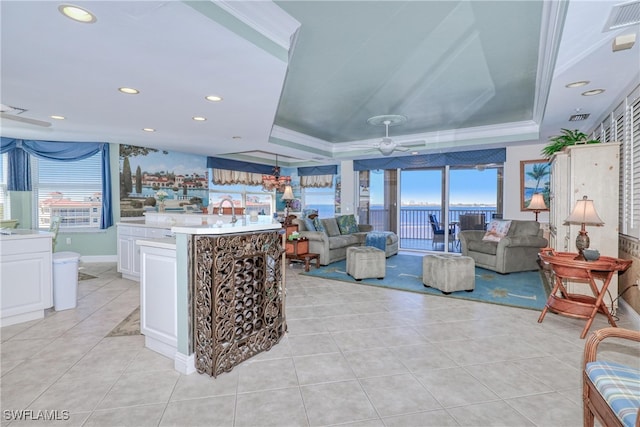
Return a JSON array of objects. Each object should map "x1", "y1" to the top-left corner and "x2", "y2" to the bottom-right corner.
[
  {"x1": 293, "y1": 215, "x2": 398, "y2": 265},
  {"x1": 458, "y1": 219, "x2": 548, "y2": 274}
]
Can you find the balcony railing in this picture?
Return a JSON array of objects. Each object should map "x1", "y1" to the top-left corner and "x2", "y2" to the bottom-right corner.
[{"x1": 363, "y1": 207, "x2": 497, "y2": 249}]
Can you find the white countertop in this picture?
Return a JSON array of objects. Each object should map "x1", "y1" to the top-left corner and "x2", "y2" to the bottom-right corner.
[
  {"x1": 171, "y1": 215, "x2": 282, "y2": 235},
  {"x1": 136, "y1": 237, "x2": 177, "y2": 250},
  {"x1": 0, "y1": 229, "x2": 53, "y2": 240},
  {"x1": 117, "y1": 221, "x2": 172, "y2": 229}
]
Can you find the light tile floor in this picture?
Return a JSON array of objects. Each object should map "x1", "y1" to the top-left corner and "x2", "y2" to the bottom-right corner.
[{"x1": 1, "y1": 259, "x2": 639, "y2": 426}]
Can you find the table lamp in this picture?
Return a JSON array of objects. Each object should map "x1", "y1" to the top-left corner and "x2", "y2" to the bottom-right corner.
[
  {"x1": 564, "y1": 195, "x2": 604, "y2": 260},
  {"x1": 527, "y1": 193, "x2": 547, "y2": 221},
  {"x1": 281, "y1": 185, "x2": 295, "y2": 220}
]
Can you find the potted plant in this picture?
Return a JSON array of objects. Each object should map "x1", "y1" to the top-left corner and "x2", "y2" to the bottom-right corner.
[{"x1": 542, "y1": 129, "x2": 600, "y2": 158}]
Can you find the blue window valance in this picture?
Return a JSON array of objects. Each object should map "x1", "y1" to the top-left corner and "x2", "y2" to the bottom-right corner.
[
  {"x1": 207, "y1": 156, "x2": 273, "y2": 174},
  {"x1": 353, "y1": 148, "x2": 506, "y2": 171},
  {"x1": 0, "y1": 137, "x2": 113, "y2": 229},
  {"x1": 297, "y1": 165, "x2": 337, "y2": 176}
]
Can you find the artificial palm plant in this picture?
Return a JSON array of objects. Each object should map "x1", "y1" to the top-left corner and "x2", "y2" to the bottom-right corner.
[{"x1": 541, "y1": 128, "x2": 600, "y2": 158}]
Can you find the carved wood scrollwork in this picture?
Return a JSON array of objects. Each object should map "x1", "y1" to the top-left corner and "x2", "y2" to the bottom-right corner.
[{"x1": 193, "y1": 231, "x2": 285, "y2": 377}]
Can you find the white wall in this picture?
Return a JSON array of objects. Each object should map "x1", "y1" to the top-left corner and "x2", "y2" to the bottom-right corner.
[
  {"x1": 340, "y1": 160, "x2": 357, "y2": 215},
  {"x1": 504, "y1": 143, "x2": 549, "y2": 222}
]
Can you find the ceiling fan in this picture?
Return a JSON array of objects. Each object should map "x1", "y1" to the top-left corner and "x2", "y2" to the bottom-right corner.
[
  {"x1": 0, "y1": 104, "x2": 51, "y2": 127},
  {"x1": 364, "y1": 115, "x2": 423, "y2": 156}
]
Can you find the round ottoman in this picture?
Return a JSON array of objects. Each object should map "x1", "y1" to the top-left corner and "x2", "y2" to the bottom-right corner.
[
  {"x1": 347, "y1": 246, "x2": 385, "y2": 281},
  {"x1": 422, "y1": 254, "x2": 475, "y2": 294}
]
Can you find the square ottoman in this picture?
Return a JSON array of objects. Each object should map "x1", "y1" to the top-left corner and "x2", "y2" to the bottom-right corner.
[
  {"x1": 347, "y1": 246, "x2": 385, "y2": 281},
  {"x1": 423, "y1": 254, "x2": 475, "y2": 294}
]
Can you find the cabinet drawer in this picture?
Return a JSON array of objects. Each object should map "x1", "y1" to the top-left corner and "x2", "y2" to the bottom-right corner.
[{"x1": 146, "y1": 228, "x2": 171, "y2": 239}]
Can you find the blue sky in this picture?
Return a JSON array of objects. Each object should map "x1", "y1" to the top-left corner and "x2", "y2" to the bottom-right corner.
[{"x1": 370, "y1": 168, "x2": 498, "y2": 205}]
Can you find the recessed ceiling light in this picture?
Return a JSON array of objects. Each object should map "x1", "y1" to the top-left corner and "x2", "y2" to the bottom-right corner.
[
  {"x1": 142, "y1": 128, "x2": 155, "y2": 132},
  {"x1": 58, "y1": 4, "x2": 96, "y2": 23},
  {"x1": 565, "y1": 81, "x2": 590, "y2": 88},
  {"x1": 192, "y1": 116, "x2": 206, "y2": 121},
  {"x1": 582, "y1": 89, "x2": 605, "y2": 96},
  {"x1": 50, "y1": 115, "x2": 65, "y2": 120},
  {"x1": 205, "y1": 95, "x2": 223, "y2": 102},
  {"x1": 118, "y1": 87, "x2": 139, "y2": 95}
]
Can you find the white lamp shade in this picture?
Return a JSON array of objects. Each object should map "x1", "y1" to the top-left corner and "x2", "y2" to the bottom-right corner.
[
  {"x1": 527, "y1": 193, "x2": 547, "y2": 210},
  {"x1": 281, "y1": 185, "x2": 294, "y2": 201},
  {"x1": 564, "y1": 195, "x2": 604, "y2": 225}
]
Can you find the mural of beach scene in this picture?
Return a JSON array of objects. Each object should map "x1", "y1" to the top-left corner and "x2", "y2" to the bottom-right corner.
[{"x1": 119, "y1": 145, "x2": 208, "y2": 217}]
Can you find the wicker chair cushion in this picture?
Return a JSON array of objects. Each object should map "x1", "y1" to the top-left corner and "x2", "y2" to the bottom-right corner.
[{"x1": 586, "y1": 360, "x2": 640, "y2": 427}]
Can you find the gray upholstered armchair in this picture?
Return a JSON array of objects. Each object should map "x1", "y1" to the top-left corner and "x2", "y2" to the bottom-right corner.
[{"x1": 458, "y1": 220, "x2": 548, "y2": 274}]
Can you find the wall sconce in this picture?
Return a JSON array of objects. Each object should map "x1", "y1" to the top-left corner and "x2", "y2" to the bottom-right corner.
[
  {"x1": 564, "y1": 195, "x2": 604, "y2": 260},
  {"x1": 527, "y1": 193, "x2": 547, "y2": 221}
]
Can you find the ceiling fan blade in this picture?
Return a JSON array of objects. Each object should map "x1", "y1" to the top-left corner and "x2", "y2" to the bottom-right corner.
[{"x1": 0, "y1": 113, "x2": 51, "y2": 127}]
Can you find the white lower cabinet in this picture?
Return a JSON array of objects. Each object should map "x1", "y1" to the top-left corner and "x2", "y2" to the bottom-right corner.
[
  {"x1": 139, "y1": 241, "x2": 177, "y2": 360},
  {"x1": 0, "y1": 232, "x2": 53, "y2": 326},
  {"x1": 117, "y1": 224, "x2": 170, "y2": 281}
]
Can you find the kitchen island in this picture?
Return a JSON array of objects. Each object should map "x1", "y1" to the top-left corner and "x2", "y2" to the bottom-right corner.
[{"x1": 137, "y1": 215, "x2": 286, "y2": 377}]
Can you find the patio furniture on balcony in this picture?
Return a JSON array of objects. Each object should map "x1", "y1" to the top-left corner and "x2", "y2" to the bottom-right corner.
[{"x1": 428, "y1": 214, "x2": 455, "y2": 250}]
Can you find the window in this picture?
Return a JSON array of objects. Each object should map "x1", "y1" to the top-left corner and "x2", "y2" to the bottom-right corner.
[
  {"x1": 302, "y1": 177, "x2": 336, "y2": 218},
  {"x1": 208, "y1": 181, "x2": 274, "y2": 216},
  {"x1": 32, "y1": 153, "x2": 103, "y2": 230},
  {"x1": 0, "y1": 153, "x2": 8, "y2": 220}
]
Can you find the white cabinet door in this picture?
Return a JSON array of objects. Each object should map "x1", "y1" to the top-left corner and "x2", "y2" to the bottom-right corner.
[
  {"x1": 117, "y1": 225, "x2": 170, "y2": 280},
  {"x1": 140, "y1": 245, "x2": 177, "y2": 358},
  {"x1": 117, "y1": 235, "x2": 132, "y2": 275}
]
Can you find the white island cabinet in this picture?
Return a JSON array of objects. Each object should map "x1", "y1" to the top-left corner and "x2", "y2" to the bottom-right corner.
[
  {"x1": 0, "y1": 230, "x2": 53, "y2": 326},
  {"x1": 137, "y1": 237, "x2": 177, "y2": 360}
]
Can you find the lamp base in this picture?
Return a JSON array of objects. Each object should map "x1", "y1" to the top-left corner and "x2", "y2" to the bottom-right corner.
[{"x1": 574, "y1": 230, "x2": 590, "y2": 261}]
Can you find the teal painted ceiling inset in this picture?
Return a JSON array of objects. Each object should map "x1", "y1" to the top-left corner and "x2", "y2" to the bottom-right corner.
[{"x1": 274, "y1": 1, "x2": 542, "y2": 143}]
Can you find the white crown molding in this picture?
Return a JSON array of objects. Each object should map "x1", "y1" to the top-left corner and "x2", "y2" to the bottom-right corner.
[
  {"x1": 214, "y1": 1, "x2": 301, "y2": 50},
  {"x1": 533, "y1": 0, "x2": 570, "y2": 125}
]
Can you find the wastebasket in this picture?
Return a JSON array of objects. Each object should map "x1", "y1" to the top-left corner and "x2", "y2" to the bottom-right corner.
[{"x1": 52, "y1": 251, "x2": 81, "y2": 311}]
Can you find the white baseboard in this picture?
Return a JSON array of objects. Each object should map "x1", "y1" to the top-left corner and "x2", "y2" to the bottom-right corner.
[
  {"x1": 79, "y1": 255, "x2": 117, "y2": 263},
  {"x1": 174, "y1": 352, "x2": 196, "y2": 375},
  {"x1": 619, "y1": 298, "x2": 640, "y2": 330}
]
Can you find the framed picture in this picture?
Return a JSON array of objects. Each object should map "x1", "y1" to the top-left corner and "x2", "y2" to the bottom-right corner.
[{"x1": 520, "y1": 159, "x2": 551, "y2": 211}]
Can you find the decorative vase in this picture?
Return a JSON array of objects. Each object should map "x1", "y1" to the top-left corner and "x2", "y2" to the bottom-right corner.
[{"x1": 158, "y1": 201, "x2": 165, "y2": 213}]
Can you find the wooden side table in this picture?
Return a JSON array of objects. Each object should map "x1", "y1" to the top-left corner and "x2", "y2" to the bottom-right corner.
[
  {"x1": 285, "y1": 237, "x2": 320, "y2": 272},
  {"x1": 537, "y1": 248, "x2": 632, "y2": 339}
]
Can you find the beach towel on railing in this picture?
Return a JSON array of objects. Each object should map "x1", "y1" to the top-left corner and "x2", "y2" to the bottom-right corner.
[{"x1": 366, "y1": 231, "x2": 394, "y2": 251}]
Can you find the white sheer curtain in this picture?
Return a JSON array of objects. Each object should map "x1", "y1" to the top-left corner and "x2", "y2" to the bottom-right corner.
[
  {"x1": 213, "y1": 169, "x2": 263, "y2": 185},
  {"x1": 300, "y1": 174, "x2": 333, "y2": 188}
]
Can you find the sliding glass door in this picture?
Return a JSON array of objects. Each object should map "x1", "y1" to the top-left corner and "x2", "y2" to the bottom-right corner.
[{"x1": 398, "y1": 166, "x2": 501, "y2": 252}]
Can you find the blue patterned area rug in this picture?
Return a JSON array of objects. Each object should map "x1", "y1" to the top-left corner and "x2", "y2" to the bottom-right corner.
[{"x1": 301, "y1": 254, "x2": 550, "y2": 311}]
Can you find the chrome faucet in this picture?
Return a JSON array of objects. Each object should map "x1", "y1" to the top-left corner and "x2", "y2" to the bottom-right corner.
[{"x1": 218, "y1": 198, "x2": 237, "y2": 223}]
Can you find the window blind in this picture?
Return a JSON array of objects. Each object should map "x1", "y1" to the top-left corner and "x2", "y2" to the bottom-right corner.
[{"x1": 32, "y1": 153, "x2": 103, "y2": 229}]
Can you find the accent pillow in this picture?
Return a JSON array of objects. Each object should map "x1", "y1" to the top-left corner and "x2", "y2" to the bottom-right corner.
[
  {"x1": 313, "y1": 217, "x2": 326, "y2": 235},
  {"x1": 482, "y1": 220, "x2": 512, "y2": 242},
  {"x1": 302, "y1": 208, "x2": 318, "y2": 218},
  {"x1": 303, "y1": 218, "x2": 316, "y2": 232},
  {"x1": 323, "y1": 218, "x2": 341, "y2": 237},
  {"x1": 336, "y1": 214, "x2": 359, "y2": 234}
]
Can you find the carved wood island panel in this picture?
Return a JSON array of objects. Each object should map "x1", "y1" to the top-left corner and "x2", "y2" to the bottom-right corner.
[{"x1": 191, "y1": 230, "x2": 286, "y2": 377}]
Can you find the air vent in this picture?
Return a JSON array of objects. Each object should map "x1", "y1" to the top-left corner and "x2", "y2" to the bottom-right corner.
[
  {"x1": 569, "y1": 113, "x2": 590, "y2": 121},
  {"x1": 604, "y1": 0, "x2": 640, "y2": 31}
]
